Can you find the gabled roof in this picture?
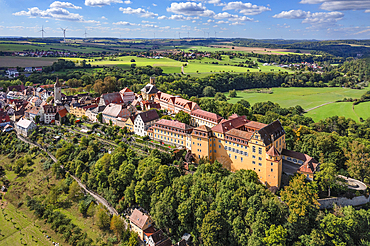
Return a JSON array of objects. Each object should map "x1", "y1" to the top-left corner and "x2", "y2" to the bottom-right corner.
[
  {"x1": 16, "y1": 118, "x2": 34, "y2": 128},
  {"x1": 137, "y1": 109, "x2": 159, "y2": 123},
  {"x1": 191, "y1": 109, "x2": 223, "y2": 123},
  {"x1": 0, "y1": 111, "x2": 10, "y2": 123},
  {"x1": 120, "y1": 87, "x2": 133, "y2": 94},
  {"x1": 43, "y1": 105, "x2": 57, "y2": 114},
  {"x1": 27, "y1": 107, "x2": 41, "y2": 115},
  {"x1": 149, "y1": 229, "x2": 166, "y2": 244},
  {"x1": 129, "y1": 209, "x2": 151, "y2": 229},
  {"x1": 90, "y1": 105, "x2": 106, "y2": 113},
  {"x1": 226, "y1": 128, "x2": 253, "y2": 140},
  {"x1": 141, "y1": 83, "x2": 159, "y2": 95},
  {"x1": 155, "y1": 119, "x2": 192, "y2": 131},
  {"x1": 267, "y1": 146, "x2": 280, "y2": 157},
  {"x1": 157, "y1": 238, "x2": 172, "y2": 246},
  {"x1": 258, "y1": 120, "x2": 285, "y2": 146},
  {"x1": 100, "y1": 92, "x2": 123, "y2": 105},
  {"x1": 55, "y1": 78, "x2": 62, "y2": 87},
  {"x1": 245, "y1": 121, "x2": 267, "y2": 130},
  {"x1": 299, "y1": 160, "x2": 319, "y2": 174},
  {"x1": 57, "y1": 108, "x2": 68, "y2": 118},
  {"x1": 212, "y1": 115, "x2": 249, "y2": 133},
  {"x1": 194, "y1": 125, "x2": 212, "y2": 132},
  {"x1": 102, "y1": 103, "x2": 127, "y2": 117}
]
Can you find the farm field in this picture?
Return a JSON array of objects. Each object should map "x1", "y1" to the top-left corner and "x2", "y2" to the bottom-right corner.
[
  {"x1": 0, "y1": 56, "x2": 58, "y2": 67},
  {"x1": 66, "y1": 55, "x2": 291, "y2": 75},
  {"x1": 221, "y1": 87, "x2": 365, "y2": 112},
  {"x1": 181, "y1": 45, "x2": 311, "y2": 55}
]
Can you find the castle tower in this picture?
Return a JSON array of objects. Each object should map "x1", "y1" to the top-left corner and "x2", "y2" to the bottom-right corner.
[
  {"x1": 141, "y1": 77, "x2": 158, "y2": 101},
  {"x1": 54, "y1": 77, "x2": 62, "y2": 104},
  {"x1": 266, "y1": 146, "x2": 282, "y2": 188}
]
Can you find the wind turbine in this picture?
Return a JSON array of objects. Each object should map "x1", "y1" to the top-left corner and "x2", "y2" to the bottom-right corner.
[
  {"x1": 207, "y1": 32, "x2": 210, "y2": 38},
  {"x1": 178, "y1": 32, "x2": 181, "y2": 39},
  {"x1": 61, "y1": 27, "x2": 67, "y2": 43},
  {"x1": 83, "y1": 30, "x2": 88, "y2": 39},
  {"x1": 215, "y1": 31, "x2": 217, "y2": 38},
  {"x1": 187, "y1": 31, "x2": 189, "y2": 38},
  {"x1": 39, "y1": 26, "x2": 46, "y2": 39}
]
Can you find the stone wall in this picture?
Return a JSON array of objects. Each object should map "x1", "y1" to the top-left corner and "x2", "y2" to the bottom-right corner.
[{"x1": 318, "y1": 195, "x2": 370, "y2": 209}]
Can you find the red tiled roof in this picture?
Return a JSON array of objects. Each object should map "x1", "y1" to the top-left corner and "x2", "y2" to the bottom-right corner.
[
  {"x1": 138, "y1": 109, "x2": 159, "y2": 123},
  {"x1": 194, "y1": 125, "x2": 212, "y2": 132},
  {"x1": 191, "y1": 109, "x2": 223, "y2": 123},
  {"x1": 0, "y1": 111, "x2": 10, "y2": 123},
  {"x1": 129, "y1": 209, "x2": 150, "y2": 229},
  {"x1": 155, "y1": 119, "x2": 192, "y2": 130},
  {"x1": 57, "y1": 108, "x2": 68, "y2": 118},
  {"x1": 267, "y1": 146, "x2": 280, "y2": 156},
  {"x1": 82, "y1": 104, "x2": 98, "y2": 110},
  {"x1": 212, "y1": 115, "x2": 249, "y2": 133},
  {"x1": 120, "y1": 87, "x2": 133, "y2": 94},
  {"x1": 143, "y1": 226, "x2": 156, "y2": 238},
  {"x1": 245, "y1": 121, "x2": 267, "y2": 130},
  {"x1": 226, "y1": 128, "x2": 253, "y2": 140},
  {"x1": 157, "y1": 238, "x2": 172, "y2": 246},
  {"x1": 101, "y1": 92, "x2": 123, "y2": 105},
  {"x1": 27, "y1": 107, "x2": 41, "y2": 115},
  {"x1": 299, "y1": 161, "x2": 319, "y2": 174},
  {"x1": 281, "y1": 149, "x2": 311, "y2": 162},
  {"x1": 257, "y1": 120, "x2": 285, "y2": 146}
]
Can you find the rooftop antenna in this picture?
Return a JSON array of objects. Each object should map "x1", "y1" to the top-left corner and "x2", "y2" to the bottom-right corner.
[
  {"x1": 83, "y1": 30, "x2": 88, "y2": 39},
  {"x1": 61, "y1": 27, "x2": 67, "y2": 43},
  {"x1": 39, "y1": 25, "x2": 46, "y2": 39}
]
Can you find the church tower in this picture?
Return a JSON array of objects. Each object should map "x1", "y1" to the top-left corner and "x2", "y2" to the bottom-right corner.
[{"x1": 54, "y1": 77, "x2": 62, "y2": 104}]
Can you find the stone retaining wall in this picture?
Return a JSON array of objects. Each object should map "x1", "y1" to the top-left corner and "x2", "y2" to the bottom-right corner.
[{"x1": 318, "y1": 195, "x2": 370, "y2": 209}]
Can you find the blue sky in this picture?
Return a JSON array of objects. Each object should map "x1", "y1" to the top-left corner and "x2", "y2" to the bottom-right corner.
[{"x1": 1, "y1": 0, "x2": 370, "y2": 39}]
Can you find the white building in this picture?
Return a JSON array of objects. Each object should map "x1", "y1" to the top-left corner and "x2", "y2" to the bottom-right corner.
[
  {"x1": 134, "y1": 109, "x2": 159, "y2": 137},
  {"x1": 15, "y1": 118, "x2": 37, "y2": 137}
]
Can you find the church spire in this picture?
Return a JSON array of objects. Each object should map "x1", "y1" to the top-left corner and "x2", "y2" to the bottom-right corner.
[{"x1": 55, "y1": 77, "x2": 62, "y2": 87}]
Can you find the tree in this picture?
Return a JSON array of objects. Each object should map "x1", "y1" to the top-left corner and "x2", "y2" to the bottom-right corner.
[
  {"x1": 203, "y1": 86, "x2": 216, "y2": 97},
  {"x1": 175, "y1": 110, "x2": 191, "y2": 125},
  {"x1": 68, "y1": 181, "x2": 83, "y2": 201},
  {"x1": 237, "y1": 99, "x2": 250, "y2": 109},
  {"x1": 263, "y1": 224, "x2": 288, "y2": 246},
  {"x1": 130, "y1": 59, "x2": 135, "y2": 62},
  {"x1": 46, "y1": 96, "x2": 53, "y2": 103},
  {"x1": 128, "y1": 232, "x2": 138, "y2": 246},
  {"x1": 229, "y1": 89, "x2": 237, "y2": 98},
  {"x1": 110, "y1": 215, "x2": 125, "y2": 238},
  {"x1": 214, "y1": 92, "x2": 227, "y2": 101},
  {"x1": 344, "y1": 141, "x2": 370, "y2": 182},
  {"x1": 97, "y1": 113, "x2": 103, "y2": 123},
  {"x1": 96, "y1": 206, "x2": 111, "y2": 231},
  {"x1": 280, "y1": 174, "x2": 319, "y2": 223},
  {"x1": 200, "y1": 210, "x2": 228, "y2": 246},
  {"x1": 314, "y1": 162, "x2": 338, "y2": 197}
]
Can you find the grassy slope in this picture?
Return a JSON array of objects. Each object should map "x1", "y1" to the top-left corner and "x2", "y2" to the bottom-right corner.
[
  {"x1": 354, "y1": 101, "x2": 370, "y2": 120},
  {"x1": 0, "y1": 57, "x2": 58, "y2": 67},
  {"x1": 305, "y1": 102, "x2": 360, "y2": 122},
  {"x1": 223, "y1": 87, "x2": 365, "y2": 110},
  {"x1": 0, "y1": 153, "x2": 104, "y2": 246}
]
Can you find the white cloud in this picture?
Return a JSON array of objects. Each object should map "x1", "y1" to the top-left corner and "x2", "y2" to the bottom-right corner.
[
  {"x1": 113, "y1": 21, "x2": 135, "y2": 25},
  {"x1": 50, "y1": 1, "x2": 82, "y2": 9},
  {"x1": 119, "y1": 7, "x2": 158, "y2": 18},
  {"x1": 124, "y1": 0, "x2": 132, "y2": 4},
  {"x1": 158, "y1": 15, "x2": 167, "y2": 20},
  {"x1": 273, "y1": 9, "x2": 308, "y2": 19},
  {"x1": 214, "y1": 12, "x2": 237, "y2": 19},
  {"x1": 166, "y1": 2, "x2": 215, "y2": 17},
  {"x1": 273, "y1": 9, "x2": 344, "y2": 27},
  {"x1": 153, "y1": 3, "x2": 157, "y2": 7},
  {"x1": 101, "y1": 16, "x2": 107, "y2": 19},
  {"x1": 222, "y1": 2, "x2": 271, "y2": 15},
  {"x1": 168, "y1": 15, "x2": 199, "y2": 20},
  {"x1": 300, "y1": 0, "x2": 370, "y2": 12},
  {"x1": 230, "y1": 21, "x2": 245, "y2": 25},
  {"x1": 216, "y1": 20, "x2": 229, "y2": 24},
  {"x1": 13, "y1": 6, "x2": 99, "y2": 23},
  {"x1": 208, "y1": 0, "x2": 222, "y2": 4},
  {"x1": 85, "y1": 0, "x2": 123, "y2": 7}
]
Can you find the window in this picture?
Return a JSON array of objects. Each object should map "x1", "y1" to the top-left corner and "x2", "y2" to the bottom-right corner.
[
  {"x1": 258, "y1": 157, "x2": 262, "y2": 161},
  {"x1": 219, "y1": 145, "x2": 221, "y2": 148},
  {"x1": 214, "y1": 150, "x2": 216, "y2": 153},
  {"x1": 271, "y1": 162, "x2": 274, "y2": 166},
  {"x1": 235, "y1": 155, "x2": 237, "y2": 159},
  {"x1": 232, "y1": 148, "x2": 235, "y2": 152},
  {"x1": 218, "y1": 140, "x2": 221, "y2": 143},
  {"x1": 258, "y1": 147, "x2": 262, "y2": 155},
  {"x1": 241, "y1": 157, "x2": 243, "y2": 162},
  {"x1": 252, "y1": 146, "x2": 256, "y2": 152},
  {"x1": 224, "y1": 146, "x2": 227, "y2": 150},
  {"x1": 229, "y1": 154, "x2": 231, "y2": 158},
  {"x1": 240, "y1": 151, "x2": 243, "y2": 155},
  {"x1": 271, "y1": 169, "x2": 273, "y2": 172},
  {"x1": 258, "y1": 163, "x2": 262, "y2": 166},
  {"x1": 293, "y1": 159, "x2": 297, "y2": 163},
  {"x1": 252, "y1": 155, "x2": 256, "y2": 159},
  {"x1": 228, "y1": 147, "x2": 231, "y2": 151},
  {"x1": 252, "y1": 161, "x2": 255, "y2": 164}
]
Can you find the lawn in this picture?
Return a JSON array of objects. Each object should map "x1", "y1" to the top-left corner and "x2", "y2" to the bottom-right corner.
[
  {"x1": 221, "y1": 87, "x2": 365, "y2": 111},
  {"x1": 0, "y1": 201, "x2": 51, "y2": 246},
  {"x1": 304, "y1": 102, "x2": 360, "y2": 122},
  {"x1": 354, "y1": 101, "x2": 370, "y2": 120}
]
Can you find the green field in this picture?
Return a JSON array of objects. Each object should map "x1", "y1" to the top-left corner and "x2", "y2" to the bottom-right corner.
[
  {"x1": 65, "y1": 55, "x2": 291, "y2": 75},
  {"x1": 0, "y1": 56, "x2": 58, "y2": 67},
  {"x1": 354, "y1": 102, "x2": 370, "y2": 120},
  {"x1": 223, "y1": 87, "x2": 365, "y2": 110},
  {"x1": 0, "y1": 42, "x2": 114, "y2": 53}
]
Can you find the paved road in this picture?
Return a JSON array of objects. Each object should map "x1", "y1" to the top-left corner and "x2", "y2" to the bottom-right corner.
[
  {"x1": 339, "y1": 175, "x2": 367, "y2": 191},
  {"x1": 17, "y1": 134, "x2": 121, "y2": 217}
]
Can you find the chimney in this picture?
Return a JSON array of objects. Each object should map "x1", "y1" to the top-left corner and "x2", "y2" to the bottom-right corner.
[{"x1": 150, "y1": 77, "x2": 156, "y2": 85}]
